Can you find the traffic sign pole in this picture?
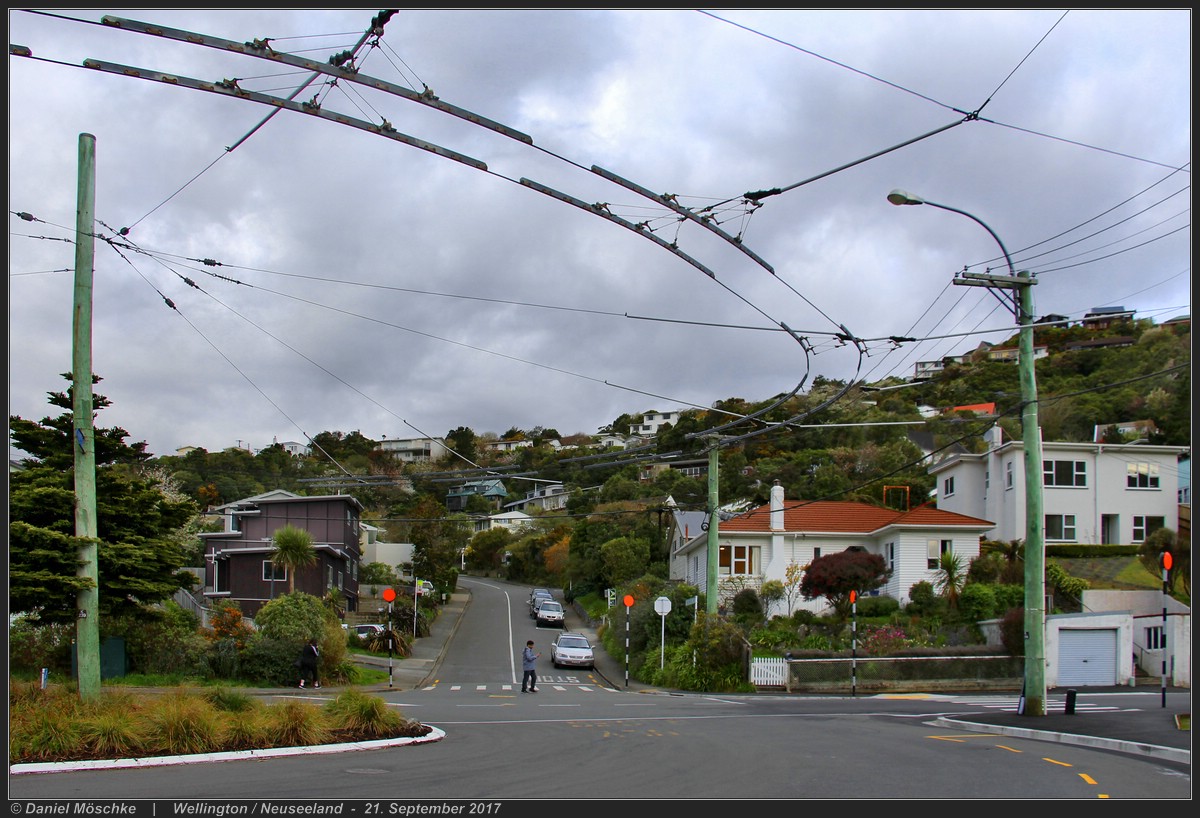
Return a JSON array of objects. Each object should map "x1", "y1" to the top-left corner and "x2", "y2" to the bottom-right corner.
[
  {"x1": 655, "y1": 596, "x2": 672, "y2": 670},
  {"x1": 623, "y1": 595, "x2": 634, "y2": 688},
  {"x1": 1161, "y1": 552, "x2": 1172, "y2": 708},
  {"x1": 850, "y1": 590, "x2": 857, "y2": 698},
  {"x1": 382, "y1": 587, "x2": 397, "y2": 689}
]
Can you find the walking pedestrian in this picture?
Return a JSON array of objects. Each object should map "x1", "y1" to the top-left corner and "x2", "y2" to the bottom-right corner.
[
  {"x1": 297, "y1": 637, "x2": 321, "y2": 689},
  {"x1": 521, "y1": 639, "x2": 540, "y2": 692}
]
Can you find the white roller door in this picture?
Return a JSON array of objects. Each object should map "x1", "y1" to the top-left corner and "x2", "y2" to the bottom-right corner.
[{"x1": 1059, "y1": 629, "x2": 1118, "y2": 686}]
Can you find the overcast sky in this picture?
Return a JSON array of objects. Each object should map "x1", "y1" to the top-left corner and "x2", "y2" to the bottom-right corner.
[{"x1": 8, "y1": 9, "x2": 1191, "y2": 460}]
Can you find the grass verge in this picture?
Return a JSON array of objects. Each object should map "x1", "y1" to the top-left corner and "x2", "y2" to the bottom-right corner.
[{"x1": 9, "y1": 680, "x2": 429, "y2": 765}]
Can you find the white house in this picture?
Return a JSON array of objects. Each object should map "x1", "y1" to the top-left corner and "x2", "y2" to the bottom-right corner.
[
  {"x1": 473, "y1": 510, "x2": 534, "y2": 535},
  {"x1": 630, "y1": 409, "x2": 684, "y2": 437},
  {"x1": 929, "y1": 425, "x2": 1188, "y2": 545},
  {"x1": 504, "y1": 481, "x2": 569, "y2": 513},
  {"x1": 674, "y1": 482, "x2": 993, "y2": 615},
  {"x1": 359, "y1": 523, "x2": 414, "y2": 572},
  {"x1": 376, "y1": 436, "x2": 451, "y2": 462}
]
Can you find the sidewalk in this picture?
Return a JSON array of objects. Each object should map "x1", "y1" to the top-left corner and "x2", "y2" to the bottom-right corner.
[{"x1": 346, "y1": 588, "x2": 471, "y2": 691}]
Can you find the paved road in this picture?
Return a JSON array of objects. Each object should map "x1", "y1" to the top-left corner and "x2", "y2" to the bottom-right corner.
[{"x1": 9, "y1": 577, "x2": 1191, "y2": 803}]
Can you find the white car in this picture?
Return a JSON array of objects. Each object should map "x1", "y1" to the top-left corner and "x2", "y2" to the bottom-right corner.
[
  {"x1": 550, "y1": 632, "x2": 594, "y2": 669},
  {"x1": 535, "y1": 599, "x2": 565, "y2": 628},
  {"x1": 342, "y1": 623, "x2": 385, "y2": 640}
]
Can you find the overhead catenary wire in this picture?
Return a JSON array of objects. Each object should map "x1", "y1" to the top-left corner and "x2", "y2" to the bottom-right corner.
[{"x1": 9, "y1": 10, "x2": 1187, "y2": 480}]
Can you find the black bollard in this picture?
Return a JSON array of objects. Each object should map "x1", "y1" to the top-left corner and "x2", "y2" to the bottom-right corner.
[{"x1": 1065, "y1": 688, "x2": 1077, "y2": 715}]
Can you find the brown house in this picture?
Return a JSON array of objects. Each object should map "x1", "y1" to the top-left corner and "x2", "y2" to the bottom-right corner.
[{"x1": 201, "y1": 491, "x2": 363, "y2": 618}]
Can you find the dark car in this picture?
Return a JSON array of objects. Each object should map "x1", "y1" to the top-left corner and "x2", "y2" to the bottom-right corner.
[{"x1": 529, "y1": 589, "x2": 554, "y2": 617}]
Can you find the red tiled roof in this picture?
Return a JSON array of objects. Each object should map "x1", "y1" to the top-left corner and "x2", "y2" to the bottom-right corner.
[{"x1": 719, "y1": 499, "x2": 992, "y2": 535}]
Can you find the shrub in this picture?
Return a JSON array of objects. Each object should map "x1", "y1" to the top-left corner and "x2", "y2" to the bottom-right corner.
[
  {"x1": 959, "y1": 583, "x2": 997, "y2": 622},
  {"x1": 204, "y1": 687, "x2": 257, "y2": 713},
  {"x1": 237, "y1": 636, "x2": 300, "y2": 686},
  {"x1": 324, "y1": 690, "x2": 406, "y2": 738},
  {"x1": 994, "y1": 584, "x2": 1025, "y2": 611},
  {"x1": 8, "y1": 618, "x2": 73, "y2": 675},
  {"x1": 106, "y1": 605, "x2": 209, "y2": 677},
  {"x1": 1000, "y1": 607, "x2": 1025, "y2": 656},
  {"x1": 857, "y1": 625, "x2": 912, "y2": 655},
  {"x1": 208, "y1": 600, "x2": 254, "y2": 649},
  {"x1": 263, "y1": 700, "x2": 331, "y2": 748},
  {"x1": 203, "y1": 638, "x2": 241, "y2": 681},
  {"x1": 254, "y1": 593, "x2": 330, "y2": 644},
  {"x1": 855, "y1": 595, "x2": 900, "y2": 617},
  {"x1": 79, "y1": 694, "x2": 147, "y2": 759},
  {"x1": 139, "y1": 691, "x2": 226, "y2": 756},
  {"x1": 906, "y1": 581, "x2": 947, "y2": 616},
  {"x1": 967, "y1": 552, "x2": 1005, "y2": 584},
  {"x1": 10, "y1": 686, "x2": 83, "y2": 762},
  {"x1": 791, "y1": 609, "x2": 817, "y2": 627}
]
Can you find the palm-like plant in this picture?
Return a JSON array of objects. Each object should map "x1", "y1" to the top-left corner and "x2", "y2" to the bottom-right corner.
[
  {"x1": 983, "y1": 538, "x2": 1024, "y2": 584},
  {"x1": 934, "y1": 551, "x2": 967, "y2": 611},
  {"x1": 272, "y1": 524, "x2": 317, "y2": 594}
]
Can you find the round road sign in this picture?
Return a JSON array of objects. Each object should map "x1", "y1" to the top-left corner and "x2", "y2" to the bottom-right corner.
[
  {"x1": 382, "y1": 588, "x2": 396, "y2": 602},
  {"x1": 623, "y1": 594, "x2": 635, "y2": 608}
]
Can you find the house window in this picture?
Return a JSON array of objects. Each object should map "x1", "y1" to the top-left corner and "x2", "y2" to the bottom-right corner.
[
  {"x1": 813, "y1": 547, "x2": 821, "y2": 561},
  {"x1": 885, "y1": 542, "x2": 896, "y2": 573},
  {"x1": 1045, "y1": 514, "x2": 1077, "y2": 542},
  {"x1": 327, "y1": 565, "x2": 334, "y2": 588},
  {"x1": 262, "y1": 560, "x2": 287, "y2": 582},
  {"x1": 1044, "y1": 459, "x2": 1087, "y2": 487},
  {"x1": 1127, "y1": 462, "x2": 1160, "y2": 489},
  {"x1": 1144, "y1": 626, "x2": 1165, "y2": 651},
  {"x1": 1005, "y1": 461, "x2": 1014, "y2": 490},
  {"x1": 927, "y1": 539, "x2": 951, "y2": 569},
  {"x1": 942, "y1": 477, "x2": 955, "y2": 497},
  {"x1": 984, "y1": 470, "x2": 990, "y2": 491},
  {"x1": 718, "y1": 544, "x2": 760, "y2": 576},
  {"x1": 1133, "y1": 516, "x2": 1165, "y2": 543}
]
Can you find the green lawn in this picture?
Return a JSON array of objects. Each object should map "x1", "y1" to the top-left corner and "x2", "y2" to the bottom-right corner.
[{"x1": 1053, "y1": 556, "x2": 1162, "y2": 590}]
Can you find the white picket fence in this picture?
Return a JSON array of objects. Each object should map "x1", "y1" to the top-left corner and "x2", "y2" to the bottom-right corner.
[{"x1": 750, "y1": 657, "x2": 789, "y2": 687}]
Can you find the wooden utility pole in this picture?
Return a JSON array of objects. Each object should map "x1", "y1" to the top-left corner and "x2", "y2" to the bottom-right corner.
[{"x1": 72, "y1": 133, "x2": 101, "y2": 699}]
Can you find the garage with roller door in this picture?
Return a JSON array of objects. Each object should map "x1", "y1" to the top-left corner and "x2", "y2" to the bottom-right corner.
[
  {"x1": 1045, "y1": 612, "x2": 1132, "y2": 687},
  {"x1": 1059, "y1": 628, "x2": 1118, "y2": 686}
]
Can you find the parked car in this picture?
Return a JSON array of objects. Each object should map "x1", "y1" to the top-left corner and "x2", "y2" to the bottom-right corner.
[
  {"x1": 342, "y1": 623, "x2": 385, "y2": 640},
  {"x1": 550, "y1": 632, "x2": 594, "y2": 669},
  {"x1": 398, "y1": 579, "x2": 436, "y2": 597},
  {"x1": 529, "y1": 589, "x2": 553, "y2": 617},
  {"x1": 535, "y1": 599, "x2": 565, "y2": 628}
]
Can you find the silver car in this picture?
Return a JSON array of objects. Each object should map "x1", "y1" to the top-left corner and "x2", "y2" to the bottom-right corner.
[
  {"x1": 550, "y1": 632, "x2": 594, "y2": 669},
  {"x1": 535, "y1": 599, "x2": 565, "y2": 628},
  {"x1": 529, "y1": 589, "x2": 553, "y2": 617}
]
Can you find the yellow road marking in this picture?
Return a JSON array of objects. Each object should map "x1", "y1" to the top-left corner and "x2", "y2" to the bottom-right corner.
[{"x1": 1044, "y1": 757, "x2": 1073, "y2": 767}]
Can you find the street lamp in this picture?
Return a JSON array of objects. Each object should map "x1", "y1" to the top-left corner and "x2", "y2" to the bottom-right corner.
[{"x1": 888, "y1": 189, "x2": 1047, "y2": 717}]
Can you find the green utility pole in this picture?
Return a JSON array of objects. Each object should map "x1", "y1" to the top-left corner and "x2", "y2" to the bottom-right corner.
[
  {"x1": 1016, "y1": 272, "x2": 1046, "y2": 716},
  {"x1": 72, "y1": 133, "x2": 101, "y2": 700},
  {"x1": 888, "y1": 190, "x2": 1045, "y2": 716},
  {"x1": 705, "y1": 437, "x2": 720, "y2": 615}
]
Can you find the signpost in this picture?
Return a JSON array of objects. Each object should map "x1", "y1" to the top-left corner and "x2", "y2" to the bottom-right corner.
[
  {"x1": 654, "y1": 596, "x2": 672, "y2": 669},
  {"x1": 1160, "y1": 552, "x2": 1172, "y2": 708},
  {"x1": 850, "y1": 590, "x2": 857, "y2": 698},
  {"x1": 382, "y1": 587, "x2": 396, "y2": 688},
  {"x1": 623, "y1": 594, "x2": 634, "y2": 688}
]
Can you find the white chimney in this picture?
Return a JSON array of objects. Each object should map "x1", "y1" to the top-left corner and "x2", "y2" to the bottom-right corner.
[
  {"x1": 770, "y1": 481, "x2": 785, "y2": 531},
  {"x1": 986, "y1": 425, "x2": 1003, "y2": 450}
]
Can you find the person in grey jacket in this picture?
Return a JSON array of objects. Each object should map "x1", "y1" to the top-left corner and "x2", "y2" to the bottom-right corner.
[{"x1": 521, "y1": 640, "x2": 540, "y2": 692}]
